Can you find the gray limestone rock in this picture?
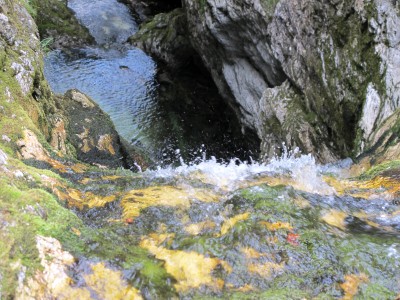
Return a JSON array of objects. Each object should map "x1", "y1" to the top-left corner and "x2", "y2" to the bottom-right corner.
[
  {"x1": 0, "y1": 149, "x2": 7, "y2": 165},
  {"x1": 176, "y1": 0, "x2": 400, "y2": 162}
]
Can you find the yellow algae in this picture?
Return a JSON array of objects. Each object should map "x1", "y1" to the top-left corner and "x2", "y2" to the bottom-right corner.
[
  {"x1": 340, "y1": 273, "x2": 368, "y2": 300},
  {"x1": 140, "y1": 235, "x2": 231, "y2": 292},
  {"x1": 21, "y1": 237, "x2": 143, "y2": 300},
  {"x1": 241, "y1": 247, "x2": 267, "y2": 259},
  {"x1": 324, "y1": 175, "x2": 400, "y2": 199},
  {"x1": 18, "y1": 236, "x2": 89, "y2": 300},
  {"x1": 235, "y1": 284, "x2": 256, "y2": 292},
  {"x1": 147, "y1": 232, "x2": 175, "y2": 245},
  {"x1": 258, "y1": 221, "x2": 293, "y2": 231},
  {"x1": 85, "y1": 192, "x2": 117, "y2": 208},
  {"x1": 226, "y1": 283, "x2": 256, "y2": 292},
  {"x1": 97, "y1": 134, "x2": 116, "y2": 155},
  {"x1": 321, "y1": 210, "x2": 348, "y2": 230},
  {"x1": 80, "y1": 177, "x2": 92, "y2": 185},
  {"x1": 102, "y1": 175, "x2": 124, "y2": 181},
  {"x1": 121, "y1": 186, "x2": 218, "y2": 219},
  {"x1": 79, "y1": 175, "x2": 122, "y2": 185},
  {"x1": 248, "y1": 262, "x2": 284, "y2": 277},
  {"x1": 266, "y1": 236, "x2": 279, "y2": 245},
  {"x1": 55, "y1": 187, "x2": 118, "y2": 209},
  {"x1": 71, "y1": 227, "x2": 81, "y2": 236},
  {"x1": 185, "y1": 220, "x2": 216, "y2": 235},
  {"x1": 360, "y1": 176, "x2": 400, "y2": 196},
  {"x1": 293, "y1": 196, "x2": 311, "y2": 208},
  {"x1": 219, "y1": 212, "x2": 250, "y2": 236},
  {"x1": 322, "y1": 210, "x2": 395, "y2": 234},
  {"x1": 83, "y1": 263, "x2": 143, "y2": 300},
  {"x1": 323, "y1": 176, "x2": 376, "y2": 199},
  {"x1": 70, "y1": 163, "x2": 88, "y2": 173},
  {"x1": 353, "y1": 212, "x2": 395, "y2": 234}
]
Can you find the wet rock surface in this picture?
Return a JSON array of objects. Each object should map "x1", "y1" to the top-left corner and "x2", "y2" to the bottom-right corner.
[
  {"x1": 136, "y1": 0, "x2": 400, "y2": 163},
  {"x1": 31, "y1": 0, "x2": 94, "y2": 48},
  {"x1": 1, "y1": 0, "x2": 400, "y2": 299},
  {"x1": 121, "y1": 0, "x2": 182, "y2": 22},
  {"x1": 129, "y1": 8, "x2": 195, "y2": 70},
  {"x1": 58, "y1": 89, "x2": 128, "y2": 168}
]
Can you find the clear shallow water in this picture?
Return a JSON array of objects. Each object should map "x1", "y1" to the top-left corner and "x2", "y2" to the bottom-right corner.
[
  {"x1": 68, "y1": 0, "x2": 138, "y2": 45},
  {"x1": 44, "y1": 47, "x2": 159, "y2": 148}
]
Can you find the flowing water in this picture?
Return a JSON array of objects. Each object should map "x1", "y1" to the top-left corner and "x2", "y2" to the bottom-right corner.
[
  {"x1": 44, "y1": 0, "x2": 255, "y2": 164},
  {"x1": 43, "y1": 1, "x2": 400, "y2": 298}
]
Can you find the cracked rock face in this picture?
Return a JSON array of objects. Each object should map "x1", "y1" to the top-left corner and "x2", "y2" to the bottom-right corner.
[
  {"x1": 0, "y1": 0, "x2": 40, "y2": 96},
  {"x1": 182, "y1": 0, "x2": 400, "y2": 162}
]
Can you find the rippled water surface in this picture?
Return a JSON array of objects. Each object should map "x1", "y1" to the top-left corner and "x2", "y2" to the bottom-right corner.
[
  {"x1": 68, "y1": 0, "x2": 138, "y2": 45},
  {"x1": 45, "y1": 47, "x2": 159, "y2": 148}
]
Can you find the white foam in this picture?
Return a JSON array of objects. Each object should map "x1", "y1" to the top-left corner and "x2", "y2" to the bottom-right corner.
[{"x1": 145, "y1": 147, "x2": 334, "y2": 194}]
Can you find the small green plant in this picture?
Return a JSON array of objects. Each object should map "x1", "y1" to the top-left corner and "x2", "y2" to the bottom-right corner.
[
  {"x1": 199, "y1": 0, "x2": 207, "y2": 14},
  {"x1": 40, "y1": 37, "x2": 54, "y2": 53},
  {"x1": 22, "y1": 0, "x2": 37, "y2": 18}
]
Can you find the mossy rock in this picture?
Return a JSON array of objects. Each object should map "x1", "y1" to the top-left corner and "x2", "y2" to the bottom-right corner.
[{"x1": 31, "y1": 0, "x2": 94, "y2": 48}]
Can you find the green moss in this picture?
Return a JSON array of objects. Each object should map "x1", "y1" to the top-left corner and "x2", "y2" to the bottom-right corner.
[
  {"x1": 356, "y1": 283, "x2": 397, "y2": 299},
  {"x1": 358, "y1": 160, "x2": 400, "y2": 180},
  {"x1": 231, "y1": 288, "x2": 310, "y2": 300},
  {"x1": 199, "y1": 0, "x2": 207, "y2": 14},
  {"x1": 260, "y1": 0, "x2": 280, "y2": 18},
  {"x1": 30, "y1": 0, "x2": 93, "y2": 43}
]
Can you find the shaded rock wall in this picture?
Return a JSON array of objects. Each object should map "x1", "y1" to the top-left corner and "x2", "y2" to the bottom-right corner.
[
  {"x1": 178, "y1": 0, "x2": 400, "y2": 162},
  {"x1": 129, "y1": 8, "x2": 196, "y2": 70},
  {"x1": 121, "y1": 0, "x2": 182, "y2": 22}
]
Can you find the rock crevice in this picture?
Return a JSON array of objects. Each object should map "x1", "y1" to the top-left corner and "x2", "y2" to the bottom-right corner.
[{"x1": 134, "y1": 0, "x2": 400, "y2": 162}]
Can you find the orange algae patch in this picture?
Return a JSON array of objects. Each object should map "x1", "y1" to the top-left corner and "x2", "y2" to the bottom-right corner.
[
  {"x1": 219, "y1": 212, "x2": 250, "y2": 236},
  {"x1": 140, "y1": 234, "x2": 231, "y2": 292},
  {"x1": 121, "y1": 186, "x2": 218, "y2": 220},
  {"x1": 258, "y1": 221, "x2": 293, "y2": 231},
  {"x1": 340, "y1": 273, "x2": 368, "y2": 300},
  {"x1": 185, "y1": 220, "x2": 216, "y2": 235}
]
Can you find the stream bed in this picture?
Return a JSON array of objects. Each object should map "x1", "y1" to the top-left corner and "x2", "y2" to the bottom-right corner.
[{"x1": 41, "y1": 0, "x2": 400, "y2": 299}]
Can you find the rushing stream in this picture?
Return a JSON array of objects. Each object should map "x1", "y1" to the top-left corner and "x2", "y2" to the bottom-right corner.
[{"x1": 42, "y1": 0, "x2": 400, "y2": 298}]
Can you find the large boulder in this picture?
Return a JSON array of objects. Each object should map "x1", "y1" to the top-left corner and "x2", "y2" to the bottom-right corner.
[{"x1": 57, "y1": 90, "x2": 127, "y2": 168}]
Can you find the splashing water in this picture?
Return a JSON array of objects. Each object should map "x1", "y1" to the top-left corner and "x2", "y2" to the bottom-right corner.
[{"x1": 145, "y1": 147, "x2": 336, "y2": 194}]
